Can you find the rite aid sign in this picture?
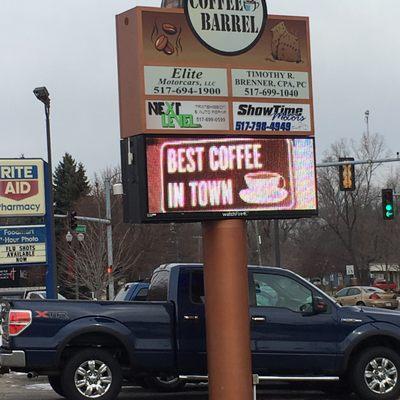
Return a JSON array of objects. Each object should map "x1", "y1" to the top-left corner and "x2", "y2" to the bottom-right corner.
[
  {"x1": 0, "y1": 159, "x2": 46, "y2": 217},
  {"x1": 184, "y1": 0, "x2": 268, "y2": 55}
]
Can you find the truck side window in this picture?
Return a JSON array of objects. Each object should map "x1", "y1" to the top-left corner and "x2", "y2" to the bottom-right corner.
[
  {"x1": 191, "y1": 271, "x2": 205, "y2": 304},
  {"x1": 147, "y1": 271, "x2": 169, "y2": 301},
  {"x1": 253, "y1": 273, "x2": 312, "y2": 312}
]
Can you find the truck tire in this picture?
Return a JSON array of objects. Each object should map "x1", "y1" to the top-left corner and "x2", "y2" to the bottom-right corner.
[
  {"x1": 350, "y1": 346, "x2": 400, "y2": 400},
  {"x1": 144, "y1": 375, "x2": 186, "y2": 392},
  {"x1": 61, "y1": 349, "x2": 122, "y2": 400},
  {"x1": 48, "y1": 376, "x2": 65, "y2": 397}
]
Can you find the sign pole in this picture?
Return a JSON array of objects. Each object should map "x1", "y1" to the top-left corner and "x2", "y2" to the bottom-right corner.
[
  {"x1": 44, "y1": 162, "x2": 57, "y2": 299},
  {"x1": 202, "y1": 219, "x2": 253, "y2": 400}
]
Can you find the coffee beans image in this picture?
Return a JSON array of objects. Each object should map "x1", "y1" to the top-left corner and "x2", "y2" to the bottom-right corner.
[
  {"x1": 164, "y1": 42, "x2": 175, "y2": 55},
  {"x1": 151, "y1": 21, "x2": 182, "y2": 56},
  {"x1": 162, "y1": 23, "x2": 177, "y2": 35},
  {"x1": 155, "y1": 34, "x2": 168, "y2": 51}
]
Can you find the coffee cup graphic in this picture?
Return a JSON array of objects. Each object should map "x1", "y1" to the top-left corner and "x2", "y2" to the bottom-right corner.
[
  {"x1": 244, "y1": 0, "x2": 260, "y2": 12},
  {"x1": 240, "y1": 171, "x2": 288, "y2": 205}
]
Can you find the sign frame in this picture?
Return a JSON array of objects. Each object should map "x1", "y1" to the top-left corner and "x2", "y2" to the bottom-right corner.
[
  {"x1": 0, "y1": 158, "x2": 46, "y2": 217},
  {"x1": 121, "y1": 134, "x2": 318, "y2": 223},
  {"x1": 116, "y1": 7, "x2": 314, "y2": 139}
]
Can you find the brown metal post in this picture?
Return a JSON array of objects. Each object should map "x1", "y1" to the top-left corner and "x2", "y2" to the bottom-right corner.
[
  {"x1": 159, "y1": 2, "x2": 252, "y2": 398},
  {"x1": 202, "y1": 219, "x2": 253, "y2": 400}
]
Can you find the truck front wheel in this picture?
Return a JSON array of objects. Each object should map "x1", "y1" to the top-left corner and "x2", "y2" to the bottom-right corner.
[
  {"x1": 61, "y1": 349, "x2": 122, "y2": 400},
  {"x1": 350, "y1": 346, "x2": 400, "y2": 400}
]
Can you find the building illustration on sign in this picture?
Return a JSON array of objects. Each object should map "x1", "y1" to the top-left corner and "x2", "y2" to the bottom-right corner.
[{"x1": 0, "y1": 159, "x2": 46, "y2": 217}]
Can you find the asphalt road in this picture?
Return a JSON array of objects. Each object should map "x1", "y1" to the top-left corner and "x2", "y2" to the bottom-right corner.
[{"x1": 0, "y1": 373, "x2": 360, "y2": 400}]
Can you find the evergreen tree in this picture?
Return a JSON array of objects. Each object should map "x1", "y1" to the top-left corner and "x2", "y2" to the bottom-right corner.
[{"x1": 53, "y1": 153, "x2": 90, "y2": 214}]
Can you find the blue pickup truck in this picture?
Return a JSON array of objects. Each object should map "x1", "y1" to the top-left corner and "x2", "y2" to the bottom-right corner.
[{"x1": 2, "y1": 263, "x2": 400, "y2": 400}]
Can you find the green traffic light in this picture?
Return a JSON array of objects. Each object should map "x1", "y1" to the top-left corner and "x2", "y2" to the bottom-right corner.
[{"x1": 386, "y1": 204, "x2": 393, "y2": 211}]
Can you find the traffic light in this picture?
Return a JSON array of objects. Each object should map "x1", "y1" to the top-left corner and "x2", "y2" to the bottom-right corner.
[
  {"x1": 69, "y1": 211, "x2": 78, "y2": 230},
  {"x1": 382, "y1": 189, "x2": 395, "y2": 220},
  {"x1": 339, "y1": 157, "x2": 355, "y2": 191}
]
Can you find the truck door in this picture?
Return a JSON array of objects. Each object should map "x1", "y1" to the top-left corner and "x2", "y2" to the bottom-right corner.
[
  {"x1": 176, "y1": 268, "x2": 207, "y2": 375},
  {"x1": 249, "y1": 271, "x2": 340, "y2": 375}
]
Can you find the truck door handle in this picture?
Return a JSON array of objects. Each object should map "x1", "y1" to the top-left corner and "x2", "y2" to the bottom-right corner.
[
  {"x1": 251, "y1": 316, "x2": 266, "y2": 322},
  {"x1": 184, "y1": 315, "x2": 199, "y2": 321}
]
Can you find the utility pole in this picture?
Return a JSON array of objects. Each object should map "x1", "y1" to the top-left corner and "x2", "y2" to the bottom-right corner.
[
  {"x1": 105, "y1": 179, "x2": 115, "y2": 300},
  {"x1": 273, "y1": 220, "x2": 281, "y2": 267},
  {"x1": 365, "y1": 110, "x2": 370, "y2": 136}
]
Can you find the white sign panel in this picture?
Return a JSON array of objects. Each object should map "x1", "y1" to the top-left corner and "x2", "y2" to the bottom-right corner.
[
  {"x1": 184, "y1": 0, "x2": 268, "y2": 55},
  {"x1": 0, "y1": 244, "x2": 46, "y2": 265},
  {"x1": 346, "y1": 265, "x2": 355, "y2": 276},
  {"x1": 0, "y1": 159, "x2": 46, "y2": 217},
  {"x1": 146, "y1": 100, "x2": 229, "y2": 131},
  {"x1": 233, "y1": 102, "x2": 311, "y2": 133},
  {"x1": 232, "y1": 69, "x2": 310, "y2": 99},
  {"x1": 144, "y1": 66, "x2": 228, "y2": 97}
]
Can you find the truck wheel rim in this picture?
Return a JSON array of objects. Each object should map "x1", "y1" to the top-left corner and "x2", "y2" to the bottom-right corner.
[
  {"x1": 364, "y1": 357, "x2": 398, "y2": 394},
  {"x1": 74, "y1": 359, "x2": 112, "y2": 398}
]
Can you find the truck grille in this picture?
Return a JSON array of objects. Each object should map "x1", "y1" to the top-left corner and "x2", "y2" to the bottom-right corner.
[{"x1": 0, "y1": 302, "x2": 10, "y2": 348}]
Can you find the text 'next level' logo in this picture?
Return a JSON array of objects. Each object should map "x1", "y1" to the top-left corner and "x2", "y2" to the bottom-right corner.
[
  {"x1": 148, "y1": 102, "x2": 202, "y2": 129},
  {"x1": 0, "y1": 165, "x2": 39, "y2": 201}
]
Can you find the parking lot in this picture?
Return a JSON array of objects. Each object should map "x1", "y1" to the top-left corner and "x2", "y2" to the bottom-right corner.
[{"x1": 0, "y1": 373, "x2": 359, "y2": 400}]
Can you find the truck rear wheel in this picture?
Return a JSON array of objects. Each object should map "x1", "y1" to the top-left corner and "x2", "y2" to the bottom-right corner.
[
  {"x1": 350, "y1": 346, "x2": 400, "y2": 400},
  {"x1": 61, "y1": 349, "x2": 122, "y2": 400},
  {"x1": 48, "y1": 375, "x2": 65, "y2": 397}
]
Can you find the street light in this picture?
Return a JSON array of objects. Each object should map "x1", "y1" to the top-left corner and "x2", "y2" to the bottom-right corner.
[
  {"x1": 34, "y1": 86, "x2": 58, "y2": 299},
  {"x1": 65, "y1": 231, "x2": 73, "y2": 243}
]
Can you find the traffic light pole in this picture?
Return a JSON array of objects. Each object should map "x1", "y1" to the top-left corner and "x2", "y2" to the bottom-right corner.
[{"x1": 317, "y1": 155, "x2": 400, "y2": 168}]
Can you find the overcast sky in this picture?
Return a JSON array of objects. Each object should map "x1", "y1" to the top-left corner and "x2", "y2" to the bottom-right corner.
[{"x1": 1, "y1": 0, "x2": 399, "y2": 179}]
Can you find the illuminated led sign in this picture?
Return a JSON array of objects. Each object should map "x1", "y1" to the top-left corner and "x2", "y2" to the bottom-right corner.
[{"x1": 121, "y1": 135, "x2": 317, "y2": 223}]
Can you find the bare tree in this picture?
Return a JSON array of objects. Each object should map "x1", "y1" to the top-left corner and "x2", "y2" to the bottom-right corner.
[
  {"x1": 317, "y1": 132, "x2": 388, "y2": 283},
  {"x1": 58, "y1": 221, "x2": 144, "y2": 299}
]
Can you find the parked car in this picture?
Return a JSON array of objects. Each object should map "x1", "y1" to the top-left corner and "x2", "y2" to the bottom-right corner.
[
  {"x1": 373, "y1": 278, "x2": 397, "y2": 292},
  {"x1": 0, "y1": 287, "x2": 66, "y2": 301},
  {"x1": 335, "y1": 286, "x2": 398, "y2": 309},
  {"x1": 114, "y1": 282, "x2": 149, "y2": 302},
  {"x1": 3, "y1": 264, "x2": 400, "y2": 400},
  {"x1": 310, "y1": 277, "x2": 322, "y2": 286}
]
